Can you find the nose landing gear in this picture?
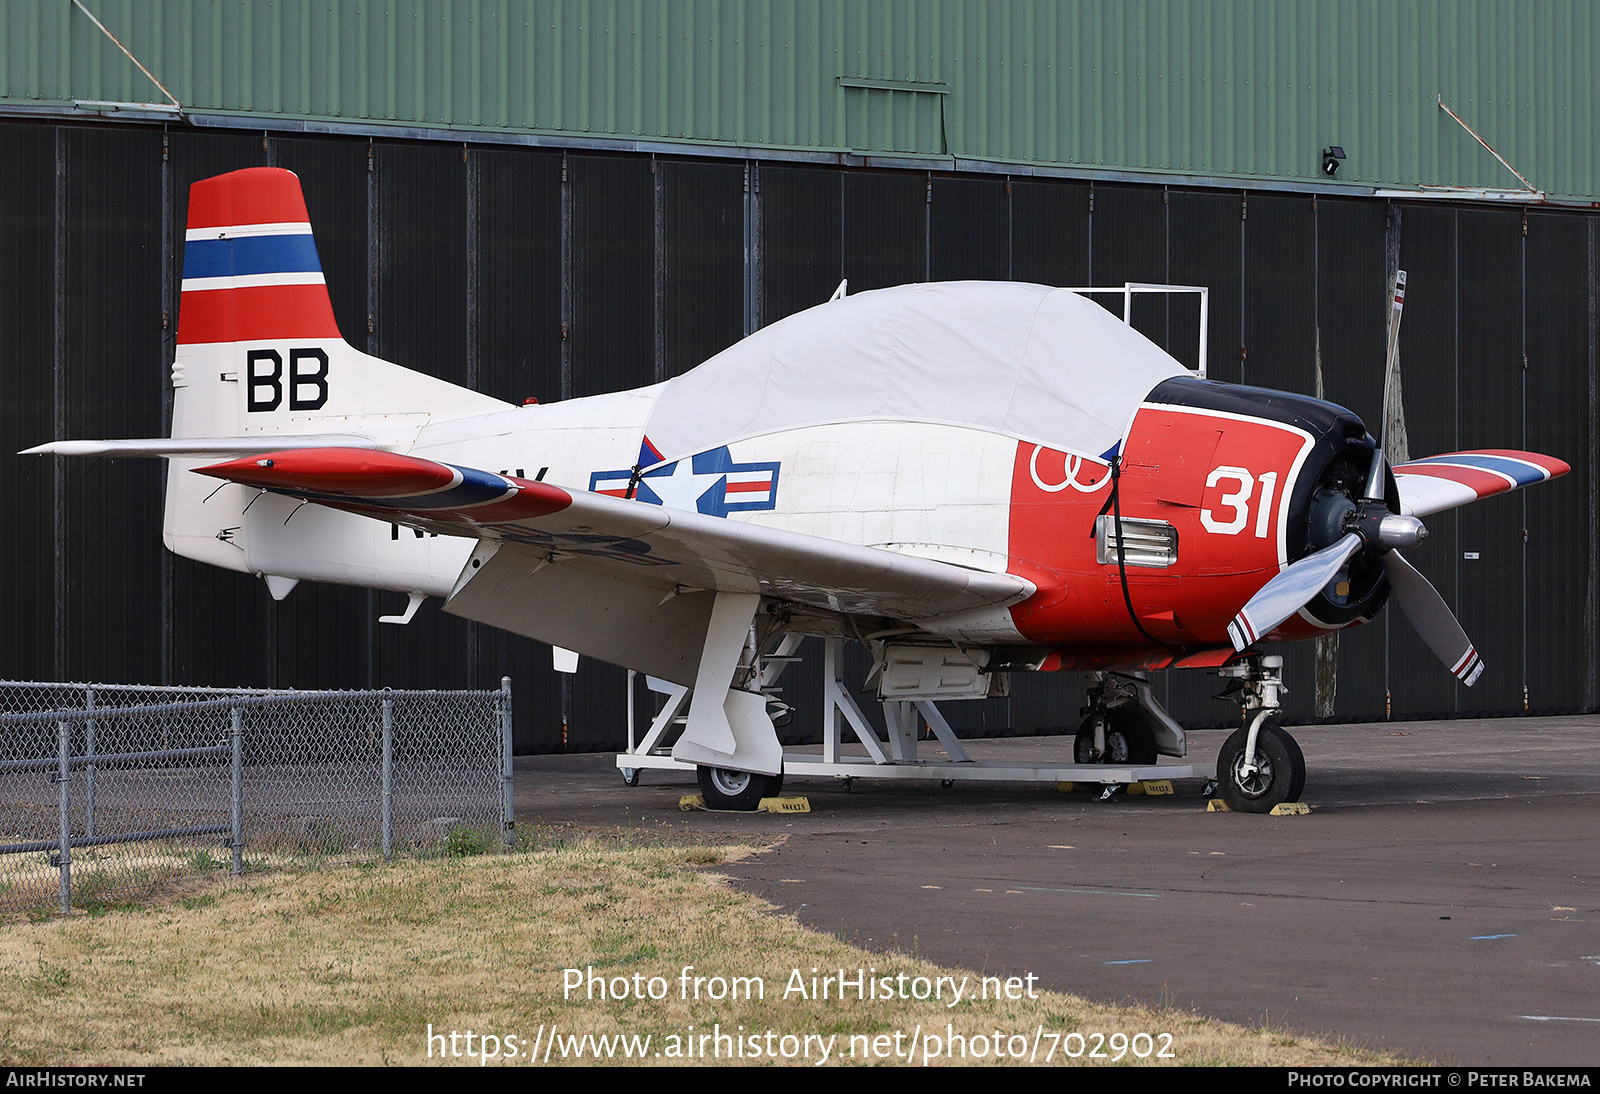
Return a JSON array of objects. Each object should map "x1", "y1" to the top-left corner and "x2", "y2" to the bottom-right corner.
[{"x1": 1213, "y1": 655, "x2": 1307, "y2": 813}]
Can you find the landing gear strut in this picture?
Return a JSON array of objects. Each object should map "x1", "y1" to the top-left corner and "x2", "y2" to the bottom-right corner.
[
  {"x1": 1074, "y1": 671, "x2": 1184, "y2": 766},
  {"x1": 1213, "y1": 654, "x2": 1307, "y2": 813}
]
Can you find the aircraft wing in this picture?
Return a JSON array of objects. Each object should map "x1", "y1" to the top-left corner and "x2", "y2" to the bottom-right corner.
[
  {"x1": 193, "y1": 448, "x2": 1034, "y2": 624},
  {"x1": 1393, "y1": 450, "x2": 1569, "y2": 518}
]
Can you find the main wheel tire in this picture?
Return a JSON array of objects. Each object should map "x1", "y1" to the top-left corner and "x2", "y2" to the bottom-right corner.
[
  {"x1": 1216, "y1": 720, "x2": 1305, "y2": 814},
  {"x1": 1278, "y1": 725, "x2": 1307, "y2": 802},
  {"x1": 1073, "y1": 712, "x2": 1158, "y2": 765},
  {"x1": 696, "y1": 765, "x2": 783, "y2": 811}
]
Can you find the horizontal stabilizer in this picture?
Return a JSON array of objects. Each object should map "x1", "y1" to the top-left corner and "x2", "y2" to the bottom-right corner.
[
  {"x1": 1394, "y1": 449, "x2": 1569, "y2": 517},
  {"x1": 23, "y1": 436, "x2": 380, "y2": 458}
]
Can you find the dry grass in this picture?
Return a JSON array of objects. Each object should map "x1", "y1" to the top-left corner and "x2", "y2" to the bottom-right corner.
[
  {"x1": 2, "y1": 845, "x2": 234, "y2": 917},
  {"x1": 0, "y1": 837, "x2": 1402, "y2": 1066}
]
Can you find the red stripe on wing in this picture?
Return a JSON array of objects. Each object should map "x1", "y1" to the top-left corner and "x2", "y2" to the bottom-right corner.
[
  {"x1": 1392, "y1": 462, "x2": 1512, "y2": 500},
  {"x1": 194, "y1": 448, "x2": 573, "y2": 521},
  {"x1": 198, "y1": 449, "x2": 460, "y2": 496}
]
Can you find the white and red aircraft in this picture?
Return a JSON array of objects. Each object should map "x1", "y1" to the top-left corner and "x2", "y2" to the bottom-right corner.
[{"x1": 29, "y1": 168, "x2": 1569, "y2": 812}]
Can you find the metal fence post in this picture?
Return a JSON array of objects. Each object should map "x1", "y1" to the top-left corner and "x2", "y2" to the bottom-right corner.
[
  {"x1": 57, "y1": 720, "x2": 71, "y2": 915},
  {"x1": 230, "y1": 706, "x2": 243, "y2": 876},
  {"x1": 500, "y1": 677, "x2": 514, "y2": 844},
  {"x1": 381, "y1": 695, "x2": 394, "y2": 861},
  {"x1": 84, "y1": 685, "x2": 95, "y2": 839}
]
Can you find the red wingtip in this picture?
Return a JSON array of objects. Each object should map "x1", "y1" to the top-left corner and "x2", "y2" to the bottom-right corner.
[
  {"x1": 196, "y1": 449, "x2": 458, "y2": 497},
  {"x1": 194, "y1": 448, "x2": 575, "y2": 524}
]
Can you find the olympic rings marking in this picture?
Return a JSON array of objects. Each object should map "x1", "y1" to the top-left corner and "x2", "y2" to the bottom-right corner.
[{"x1": 1029, "y1": 444, "x2": 1110, "y2": 493}]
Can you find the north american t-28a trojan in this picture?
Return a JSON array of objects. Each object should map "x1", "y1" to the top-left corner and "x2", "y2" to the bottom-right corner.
[{"x1": 30, "y1": 168, "x2": 1569, "y2": 812}]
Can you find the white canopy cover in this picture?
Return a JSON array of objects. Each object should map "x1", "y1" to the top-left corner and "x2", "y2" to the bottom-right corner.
[{"x1": 641, "y1": 281, "x2": 1188, "y2": 467}]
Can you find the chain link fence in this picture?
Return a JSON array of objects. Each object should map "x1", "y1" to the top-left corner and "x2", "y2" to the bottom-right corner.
[{"x1": 0, "y1": 680, "x2": 513, "y2": 915}]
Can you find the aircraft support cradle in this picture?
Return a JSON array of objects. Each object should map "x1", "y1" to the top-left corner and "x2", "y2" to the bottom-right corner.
[{"x1": 617, "y1": 637, "x2": 1212, "y2": 802}]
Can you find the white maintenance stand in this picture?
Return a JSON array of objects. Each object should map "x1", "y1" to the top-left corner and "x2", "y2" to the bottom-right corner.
[{"x1": 615, "y1": 637, "x2": 1211, "y2": 790}]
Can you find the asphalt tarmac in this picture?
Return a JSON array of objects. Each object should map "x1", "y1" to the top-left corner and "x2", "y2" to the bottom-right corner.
[{"x1": 513, "y1": 715, "x2": 1600, "y2": 1066}]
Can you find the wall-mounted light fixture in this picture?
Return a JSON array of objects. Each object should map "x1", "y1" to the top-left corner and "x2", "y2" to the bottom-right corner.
[{"x1": 1322, "y1": 146, "x2": 1346, "y2": 177}]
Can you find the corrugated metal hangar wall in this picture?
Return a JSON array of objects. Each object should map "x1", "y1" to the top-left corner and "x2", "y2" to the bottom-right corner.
[
  {"x1": 0, "y1": 3, "x2": 1595, "y2": 751},
  {"x1": 8, "y1": 1, "x2": 1600, "y2": 199}
]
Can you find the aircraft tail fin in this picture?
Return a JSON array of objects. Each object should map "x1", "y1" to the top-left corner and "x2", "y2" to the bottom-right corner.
[
  {"x1": 176, "y1": 167, "x2": 343, "y2": 348},
  {"x1": 172, "y1": 167, "x2": 504, "y2": 432},
  {"x1": 166, "y1": 167, "x2": 508, "y2": 573}
]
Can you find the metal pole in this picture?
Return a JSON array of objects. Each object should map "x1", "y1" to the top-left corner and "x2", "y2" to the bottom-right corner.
[
  {"x1": 381, "y1": 696, "x2": 394, "y2": 861},
  {"x1": 84, "y1": 685, "x2": 95, "y2": 839},
  {"x1": 626, "y1": 669, "x2": 636, "y2": 753},
  {"x1": 500, "y1": 677, "x2": 514, "y2": 844},
  {"x1": 57, "y1": 720, "x2": 71, "y2": 915},
  {"x1": 230, "y1": 707, "x2": 243, "y2": 875}
]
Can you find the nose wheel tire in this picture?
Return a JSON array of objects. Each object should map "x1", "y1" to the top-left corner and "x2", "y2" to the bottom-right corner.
[
  {"x1": 1215, "y1": 720, "x2": 1305, "y2": 813},
  {"x1": 696, "y1": 765, "x2": 784, "y2": 811},
  {"x1": 1073, "y1": 712, "x2": 1157, "y2": 766}
]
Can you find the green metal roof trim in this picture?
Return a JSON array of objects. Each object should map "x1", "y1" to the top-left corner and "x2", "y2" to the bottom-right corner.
[{"x1": 4, "y1": 0, "x2": 1596, "y2": 200}]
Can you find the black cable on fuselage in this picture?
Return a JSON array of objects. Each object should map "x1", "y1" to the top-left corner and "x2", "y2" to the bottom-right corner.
[{"x1": 1107, "y1": 457, "x2": 1163, "y2": 646}]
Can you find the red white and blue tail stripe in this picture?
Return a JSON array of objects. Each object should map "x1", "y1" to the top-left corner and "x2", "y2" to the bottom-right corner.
[{"x1": 177, "y1": 168, "x2": 342, "y2": 346}]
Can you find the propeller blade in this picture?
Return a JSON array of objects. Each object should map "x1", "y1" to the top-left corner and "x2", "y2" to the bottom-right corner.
[
  {"x1": 1383, "y1": 550, "x2": 1484, "y2": 686},
  {"x1": 1228, "y1": 532, "x2": 1363, "y2": 651},
  {"x1": 1362, "y1": 445, "x2": 1388, "y2": 503},
  {"x1": 1364, "y1": 270, "x2": 1407, "y2": 501}
]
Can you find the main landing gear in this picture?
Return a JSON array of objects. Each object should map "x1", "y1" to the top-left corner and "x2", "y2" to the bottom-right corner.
[
  {"x1": 1213, "y1": 654, "x2": 1307, "y2": 813},
  {"x1": 1074, "y1": 671, "x2": 1185, "y2": 767},
  {"x1": 696, "y1": 766, "x2": 785, "y2": 811}
]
